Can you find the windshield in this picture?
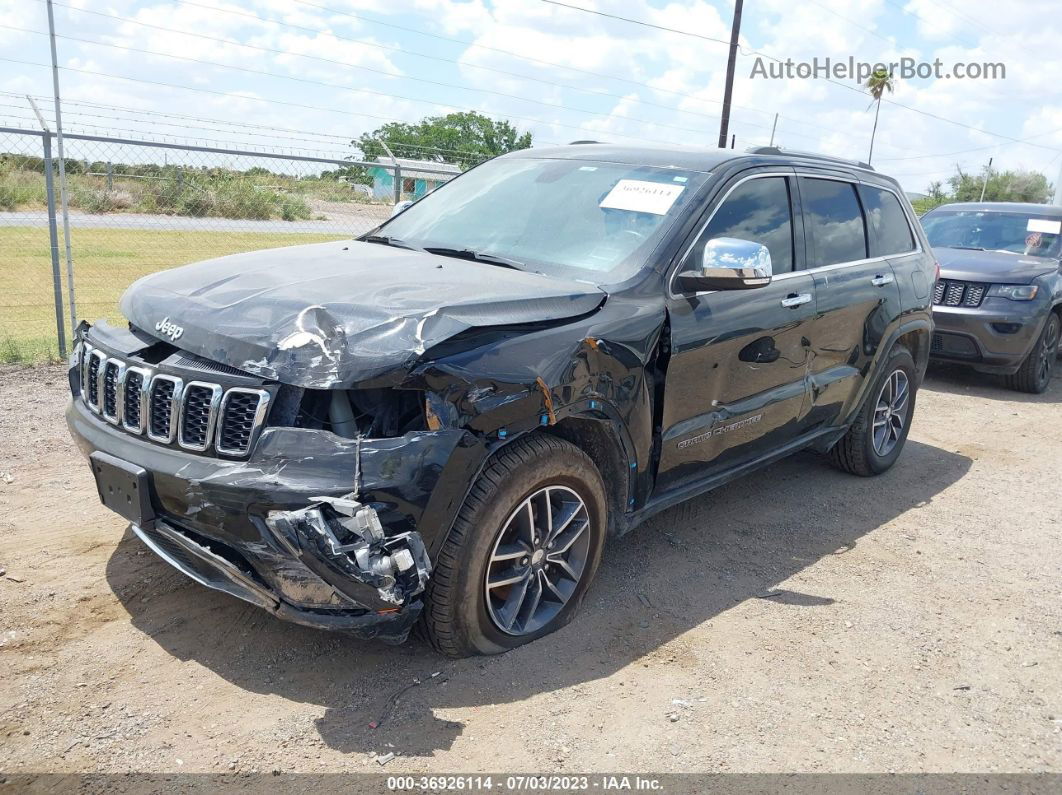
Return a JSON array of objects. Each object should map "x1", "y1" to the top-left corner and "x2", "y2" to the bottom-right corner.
[
  {"x1": 375, "y1": 156, "x2": 709, "y2": 281},
  {"x1": 921, "y1": 209, "x2": 1062, "y2": 258}
]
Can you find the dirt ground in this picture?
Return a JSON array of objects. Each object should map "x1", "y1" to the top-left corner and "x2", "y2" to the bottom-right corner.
[{"x1": 0, "y1": 362, "x2": 1059, "y2": 775}]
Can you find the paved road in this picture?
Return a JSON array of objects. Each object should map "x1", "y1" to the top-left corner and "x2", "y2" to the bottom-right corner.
[{"x1": 0, "y1": 209, "x2": 388, "y2": 235}]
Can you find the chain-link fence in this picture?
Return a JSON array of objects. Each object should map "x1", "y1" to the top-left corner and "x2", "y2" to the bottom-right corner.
[{"x1": 0, "y1": 126, "x2": 459, "y2": 362}]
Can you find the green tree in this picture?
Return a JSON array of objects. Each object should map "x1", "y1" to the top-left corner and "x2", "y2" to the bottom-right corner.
[
  {"x1": 948, "y1": 166, "x2": 1052, "y2": 203},
  {"x1": 865, "y1": 66, "x2": 895, "y2": 165},
  {"x1": 354, "y1": 111, "x2": 533, "y2": 170}
]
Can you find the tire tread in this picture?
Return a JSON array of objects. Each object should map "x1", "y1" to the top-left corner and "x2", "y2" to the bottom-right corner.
[{"x1": 421, "y1": 434, "x2": 589, "y2": 657}]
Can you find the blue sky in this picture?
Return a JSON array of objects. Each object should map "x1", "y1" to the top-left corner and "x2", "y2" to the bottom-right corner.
[{"x1": 2, "y1": 0, "x2": 1061, "y2": 193}]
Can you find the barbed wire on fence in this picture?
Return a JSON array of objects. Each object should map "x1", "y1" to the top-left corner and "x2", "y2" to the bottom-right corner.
[{"x1": 0, "y1": 125, "x2": 459, "y2": 363}]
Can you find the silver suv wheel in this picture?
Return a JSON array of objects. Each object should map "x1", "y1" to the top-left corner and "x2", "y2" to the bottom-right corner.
[{"x1": 484, "y1": 485, "x2": 591, "y2": 636}]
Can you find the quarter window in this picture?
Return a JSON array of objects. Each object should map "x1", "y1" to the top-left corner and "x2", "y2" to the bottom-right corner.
[
  {"x1": 802, "y1": 179, "x2": 868, "y2": 266},
  {"x1": 694, "y1": 176, "x2": 794, "y2": 274},
  {"x1": 859, "y1": 185, "x2": 915, "y2": 257}
]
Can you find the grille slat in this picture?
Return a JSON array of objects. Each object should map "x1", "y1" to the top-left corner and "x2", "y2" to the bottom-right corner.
[
  {"x1": 217, "y1": 390, "x2": 269, "y2": 456},
  {"x1": 79, "y1": 348, "x2": 267, "y2": 457},
  {"x1": 85, "y1": 351, "x2": 102, "y2": 410},
  {"x1": 933, "y1": 279, "x2": 988, "y2": 308},
  {"x1": 102, "y1": 361, "x2": 120, "y2": 422},
  {"x1": 148, "y1": 377, "x2": 179, "y2": 442},
  {"x1": 179, "y1": 383, "x2": 221, "y2": 451},
  {"x1": 122, "y1": 370, "x2": 146, "y2": 433}
]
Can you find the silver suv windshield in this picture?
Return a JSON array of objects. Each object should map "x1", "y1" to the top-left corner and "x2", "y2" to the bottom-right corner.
[
  {"x1": 921, "y1": 209, "x2": 1062, "y2": 258},
  {"x1": 374, "y1": 156, "x2": 708, "y2": 281}
]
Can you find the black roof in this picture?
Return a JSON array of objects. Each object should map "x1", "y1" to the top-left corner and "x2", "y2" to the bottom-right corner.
[
  {"x1": 504, "y1": 143, "x2": 885, "y2": 180},
  {"x1": 929, "y1": 201, "x2": 1062, "y2": 216}
]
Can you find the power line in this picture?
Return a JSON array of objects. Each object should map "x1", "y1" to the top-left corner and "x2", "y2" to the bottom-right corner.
[
  {"x1": 13, "y1": 24, "x2": 792, "y2": 145},
  {"x1": 876, "y1": 125, "x2": 1062, "y2": 161},
  {"x1": 540, "y1": 0, "x2": 732, "y2": 45},
  {"x1": 801, "y1": 0, "x2": 894, "y2": 45},
  {"x1": 8, "y1": 25, "x2": 721, "y2": 141},
  {"x1": 3, "y1": 91, "x2": 562, "y2": 158},
  {"x1": 539, "y1": 0, "x2": 1062, "y2": 153},
  {"x1": 0, "y1": 56, "x2": 692, "y2": 149},
  {"x1": 879, "y1": 0, "x2": 981, "y2": 50},
  {"x1": 277, "y1": 0, "x2": 837, "y2": 137},
  {"x1": 49, "y1": 0, "x2": 808, "y2": 139}
]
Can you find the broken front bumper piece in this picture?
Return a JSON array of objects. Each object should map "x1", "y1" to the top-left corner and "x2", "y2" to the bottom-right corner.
[{"x1": 266, "y1": 496, "x2": 432, "y2": 609}]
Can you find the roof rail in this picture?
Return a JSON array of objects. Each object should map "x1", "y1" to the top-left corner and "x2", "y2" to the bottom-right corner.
[{"x1": 745, "y1": 145, "x2": 875, "y2": 171}]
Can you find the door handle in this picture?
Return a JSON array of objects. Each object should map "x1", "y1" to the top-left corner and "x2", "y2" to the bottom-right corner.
[
  {"x1": 780, "y1": 292, "x2": 812, "y2": 308},
  {"x1": 871, "y1": 273, "x2": 895, "y2": 287}
]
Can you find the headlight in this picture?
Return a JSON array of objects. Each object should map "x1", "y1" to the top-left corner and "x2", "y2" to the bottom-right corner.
[{"x1": 988, "y1": 284, "x2": 1039, "y2": 301}]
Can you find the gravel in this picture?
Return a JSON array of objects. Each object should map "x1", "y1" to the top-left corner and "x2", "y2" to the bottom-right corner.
[{"x1": 0, "y1": 361, "x2": 1059, "y2": 773}]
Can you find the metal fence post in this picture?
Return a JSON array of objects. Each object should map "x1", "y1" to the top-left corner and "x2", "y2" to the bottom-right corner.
[
  {"x1": 393, "y1": 164, "x2": 402, "y2": 205},
  {"x1": 42, "y1": 132, "x2": 68, "y2": 358},
  {"x1": 106, "y1": 161, "x2": 113, "y2": 191}
]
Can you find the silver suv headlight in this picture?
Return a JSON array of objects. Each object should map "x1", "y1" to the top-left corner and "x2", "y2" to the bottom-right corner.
[{"x1": 988, "y1": 284, "x2": 1039, "y2": 301}]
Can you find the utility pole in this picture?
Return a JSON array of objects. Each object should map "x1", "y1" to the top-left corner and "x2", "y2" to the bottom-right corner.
[
  {"x1": 1054, "y1": 159, "x2": 1062, "y2": 206},
  {"x1": 978, "y1": 157, "x2": 993, "y2": 203},
  {"x1": 769, "y1": 113, "x2": 778, "y2": 147},
  {"x1": 717, "y1": 0, "x2": 744, "y2": 149},
  {"x1": 46, "y1": 0, "x2": 76, "y2": 336}
]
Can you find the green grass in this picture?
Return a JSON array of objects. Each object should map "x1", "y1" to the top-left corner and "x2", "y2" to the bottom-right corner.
[
  {"x1": 1, "y1": 158, "x2": 377, "y2": 220},
  {"x1": 0, "y1": 226, "x2": 345, "y2": 363}
]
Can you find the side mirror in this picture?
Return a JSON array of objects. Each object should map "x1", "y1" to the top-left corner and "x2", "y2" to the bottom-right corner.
[
  {"x1": 389, "y1": 199, "x2": 414, "y2": 218},
  {"x1": 677, "y1": 237, "x2": 773, "y2": 292}
]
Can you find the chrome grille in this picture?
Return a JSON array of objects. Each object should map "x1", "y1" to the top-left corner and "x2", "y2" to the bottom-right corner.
[
  {"x1": 217, "y1": 389, "x2": 270, "y2": 456},
  {"x1": 179, "y1": 382, "x2": 222, "y2": 452},
  {"x1": 932, "y1": 280, "x2": 946, "y2": 304},
  {"x1": 78, "y1": 347, "x2": 268, "y2": 457},
  {"x1": 84, "y1": 349, "x2": 103, "y2": 411},
  {"x1": 101, "y1": 360, "x2": 121, "y2": 422},
  {"x1": 121, "y1": 368, "x2": 149, "y2": 434},
  {"x1": 934, "y1": 278, "x2": 988, "y2": 308},
  {"x1": 148, "y1": 376, "x2": 180, "y2": 443}
]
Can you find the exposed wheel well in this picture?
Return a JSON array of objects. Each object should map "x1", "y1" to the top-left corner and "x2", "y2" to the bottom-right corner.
[
  {"x1": 896, "y1": 328, "x2": 930, "y2": 374},
  {"x1": 543, "y1": 417, "x2": 628, "y2": 536}
]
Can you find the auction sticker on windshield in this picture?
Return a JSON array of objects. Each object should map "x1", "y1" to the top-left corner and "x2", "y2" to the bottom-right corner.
[
  {"x1": 1027, "y1": 218, "x2": 1061, "y2": 234},
  {"x1": 600, "y1": 179, "x2": 685, "y2": 215}
]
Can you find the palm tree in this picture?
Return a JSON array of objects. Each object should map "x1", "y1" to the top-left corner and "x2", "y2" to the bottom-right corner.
[{"x1": 865, "y1": 67, "x2": 895, "y2": 165}]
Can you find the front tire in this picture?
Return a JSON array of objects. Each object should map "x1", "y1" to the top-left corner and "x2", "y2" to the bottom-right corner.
[
  {"x1": 422, "y1": 435, "x2": 607, "y2": 657},
  {"x1": 1004, "y1": 312, "x2": 1059, "y2": 394},
  {"x1": 828, "y1": 345, "x2": 917, "y2": 477}
]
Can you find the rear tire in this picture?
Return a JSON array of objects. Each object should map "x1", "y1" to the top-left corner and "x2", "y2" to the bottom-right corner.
[
  {"x1": 828, "y1": 345, "x2": 917, "y2": 477},
  {"x1": 1004, "y1": 312, "x2": 1059, "y2": 394},
  {"x1": 422, "y1": 434, "x2": 607, "y2": 658}
]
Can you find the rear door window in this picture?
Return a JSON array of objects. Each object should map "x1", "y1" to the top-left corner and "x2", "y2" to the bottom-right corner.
[
  {"x1": 859, "y1": 185, "x2": 916, "y2": 257},
  {"x1": 801, "y1": 178, "x2": 868, "y2": 266},
  {"x1": 693, "y1": 176, "x2": 795, "y2": 274}
]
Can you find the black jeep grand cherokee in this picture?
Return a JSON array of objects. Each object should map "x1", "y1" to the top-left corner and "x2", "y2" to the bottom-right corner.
[{"x1": 67, "y1": 144, "x2": 935, "y2": 656}]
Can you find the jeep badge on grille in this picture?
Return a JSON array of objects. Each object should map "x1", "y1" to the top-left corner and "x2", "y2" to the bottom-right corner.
[{"x1": 155, "y1": 317, "x2": 184, "y2": 341}]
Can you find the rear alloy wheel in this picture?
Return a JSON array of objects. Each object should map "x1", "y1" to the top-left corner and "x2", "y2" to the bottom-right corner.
[
  {"x1": 1004, "y1": 313, "x2": 1059, "y2": 394},
  {"x1": 422, "y1": 435, "x2": 606, "y2": 657},
  {"x1": 871, "y1": 369, "x2": 911, "y2": 458},
  {"x1": 828, "y1": 344, "x2": 917, "y2": 477}
]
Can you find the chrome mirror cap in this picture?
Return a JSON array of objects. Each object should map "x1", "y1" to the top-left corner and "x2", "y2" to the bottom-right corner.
[{"x1": 677, "y1": 237, "x2": 773, "y2": 292}]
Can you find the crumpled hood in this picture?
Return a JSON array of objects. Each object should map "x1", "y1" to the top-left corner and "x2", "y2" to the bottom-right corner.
[
  {"x1": 933, "y1": 246, "x2": 1059, "y2": 283},
  {"x1": 120, "y1": 240, "x2": 606, "y2": 387}
]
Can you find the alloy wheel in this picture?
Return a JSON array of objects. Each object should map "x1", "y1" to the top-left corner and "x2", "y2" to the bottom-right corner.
[
  {"x1": 872, "y1": 369, "x2": 910, "y2": 457},
  {"x1": 484, "y1": 485, "x2": 591, "y2": 636},
  {"x1": 1037, "y1": 317, "x2": 1059, "y2": 388}
]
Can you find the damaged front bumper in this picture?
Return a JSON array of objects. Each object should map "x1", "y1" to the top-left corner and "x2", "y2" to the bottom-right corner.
[
  {"x1": 131, "y1": 519, "x2": 422, "y2": 641},
  {"x1": 67, "y1": 394, "x2": 484, "y2": 642}
]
